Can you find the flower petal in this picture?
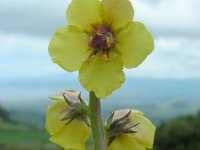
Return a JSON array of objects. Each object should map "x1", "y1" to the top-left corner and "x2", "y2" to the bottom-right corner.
[
  {"x1": 46, "y1": 100, "x2": 69, "y2": 135},
  {"x1": 48, "y1": 26, "x2": 89, "y2": 72},
  {"x1": 130, "y1": 110, "x2": 156, "y2": 149},
  {"x1": 67, "y1": 0, "x2": 102, "y2": 31},
  {"x1": 116, "y1": 22, "x2": 154, "y2": 68},
  {"x1": 108, "y1": 134, "x2": 146, "y2": 150},
  {"x1": 49, "y1": 90, "x2": 80, "y2": 101},
  {"x1": 50, "y1": 119, "x2": 90, "y2": 150},
  {"x1": 79, "y1": 52, "x2": 125, "y2": 99},
  {"x1": 102, "y1": 0, "x2": 134, "y2": 30}
]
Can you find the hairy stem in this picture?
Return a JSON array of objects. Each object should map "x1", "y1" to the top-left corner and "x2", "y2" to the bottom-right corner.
[{"x1": 89, "y1": 91, "x2": 106, "y2": 150}]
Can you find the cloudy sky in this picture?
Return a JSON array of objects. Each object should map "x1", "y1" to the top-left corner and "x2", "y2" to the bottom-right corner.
[{"x1": 0, "y1": 0, "x2": 200, "y2": 80}]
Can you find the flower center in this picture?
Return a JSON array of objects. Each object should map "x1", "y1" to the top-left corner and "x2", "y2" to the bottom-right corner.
[{"x1": 88, "y1": 24, "x2": 116, "y2": 61}]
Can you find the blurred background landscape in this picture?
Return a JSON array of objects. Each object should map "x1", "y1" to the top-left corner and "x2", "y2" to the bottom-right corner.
[{"x1": 0, "y1": 0, "x2": 200, "y2": 149}]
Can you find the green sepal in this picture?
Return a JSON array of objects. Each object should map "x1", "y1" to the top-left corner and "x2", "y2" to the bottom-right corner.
[
  {"x1": 105, "y1": 109, "x2": 139, "y2": 146},
  {"x1": 106, "y1": 112, "x2": 115, "y2": 130},
  {"x1": 61, "y1": 92, "x2": 90, "y2": 127},
  {"x1": 110, "y1": 110, "x2": 131, "y2": 128}
]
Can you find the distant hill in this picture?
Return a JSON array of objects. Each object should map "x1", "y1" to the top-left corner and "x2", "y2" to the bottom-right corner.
[
  {"x1": 0, "y1": 75, "x2": 200, "y2": 103},
  {"x1": 0, "y1": 98, "x2": 199, "y2": 127},
  {"x1": 0, "y1": 106, "x2": 10, "y2": 122},
  {"x1": 1, "y1": 75, "x2": 200, "y2": 127}
]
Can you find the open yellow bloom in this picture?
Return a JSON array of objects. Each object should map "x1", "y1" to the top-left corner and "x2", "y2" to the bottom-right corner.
[
  {"x1": 49, "y1": 0, "x2": 154, "y2": 99},
  {"x1": 46, "y1": 90, "x2": 90, "y2": 150},
  {"x1": 107, "y1": 109, "x2": 156, "y2": 150}
]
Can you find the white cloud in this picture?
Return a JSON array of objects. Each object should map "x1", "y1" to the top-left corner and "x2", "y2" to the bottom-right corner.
[
  {"x1": 0, "y1": 0, "x2": 200, "y2": 37},
  {"x1": 126, "y1": 37, "x2": 200, "y2": 79},
  {"x1": 133, "y1": 0, "x2": 200, "y2": 37},
  {"x1": 0, "y1": 32, "x2": 64, "y2": 79},
  {"x1": 0, "y1": 0, "x2": 70, "y2": 36},
  {"x1": 0, "y1": 32, "x2": 49, "y2": 52}
]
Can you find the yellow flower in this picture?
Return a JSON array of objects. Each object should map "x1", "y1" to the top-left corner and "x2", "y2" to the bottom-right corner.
[
  {"x1": 46, "y1": 90, "x2": 90, "y2": 150},
  {"x1": 106, "y1": 109, "x2": 156, "y2": 150},
  {"x1": 49, "y1": 0, "x2": 154, "y2": 99}
]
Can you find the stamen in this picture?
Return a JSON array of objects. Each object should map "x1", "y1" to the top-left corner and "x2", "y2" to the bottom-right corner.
[
  {"x1": 106, "y1": 37, "x2": 112, "y2": 48},
  {"x1": 96, "y1": 32, "x2": 103, "y2": 36},
  {"x1": 102, "y1": 51, "x2": 110, "y2": 61},
  {"x1": 86, "y1": 50, "x2": 98, "y2": 62}
]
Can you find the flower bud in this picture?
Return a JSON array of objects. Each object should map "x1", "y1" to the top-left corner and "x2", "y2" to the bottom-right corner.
[
  {"x1": 106, "y1": 109, "x2": 156, "y2": 150},
  {"x1": 46, "y1": 90, "x2": 90, "y2": 150}
]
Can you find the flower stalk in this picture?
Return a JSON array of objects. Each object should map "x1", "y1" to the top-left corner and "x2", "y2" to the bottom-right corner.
[{"x1": 89, "y1": 91, "x2": 106, "y2": 150}]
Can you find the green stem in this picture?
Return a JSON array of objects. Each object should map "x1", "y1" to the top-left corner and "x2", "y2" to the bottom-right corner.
[{"x1": 89, "y1": 91, "x2": 106, "y2": 150}]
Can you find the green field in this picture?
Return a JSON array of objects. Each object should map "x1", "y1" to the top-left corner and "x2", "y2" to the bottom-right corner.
[
  {"x1": 0, "y1": 122, "x2": 61, "y2": 150},
  {"x1": 0, "y1": 118, "x2": 94, "y2": 150},
  {"x1": 0, "y1": 130, "x2": 94, "y2": 150}
]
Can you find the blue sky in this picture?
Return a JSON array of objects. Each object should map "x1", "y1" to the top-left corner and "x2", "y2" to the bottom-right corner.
[{"x1": 0, "y1": 0, "x2": 200, "y2": 80}]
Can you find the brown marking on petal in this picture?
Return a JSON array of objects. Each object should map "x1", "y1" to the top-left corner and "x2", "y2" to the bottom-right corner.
[{"x1": 60, "y1": 107, "x2": 70, "y2": 116}]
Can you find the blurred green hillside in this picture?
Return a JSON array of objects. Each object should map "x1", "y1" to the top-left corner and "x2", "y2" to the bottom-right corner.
[
  {"x1": 0, "y1": 106, "x2": 61, "y2": 150},
  {"x1": 155, "y1": 111, "x2": 200, "y2": 150},
  {"x1": 1, "y1": 105, "x2": 200, "y2": 150}
]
